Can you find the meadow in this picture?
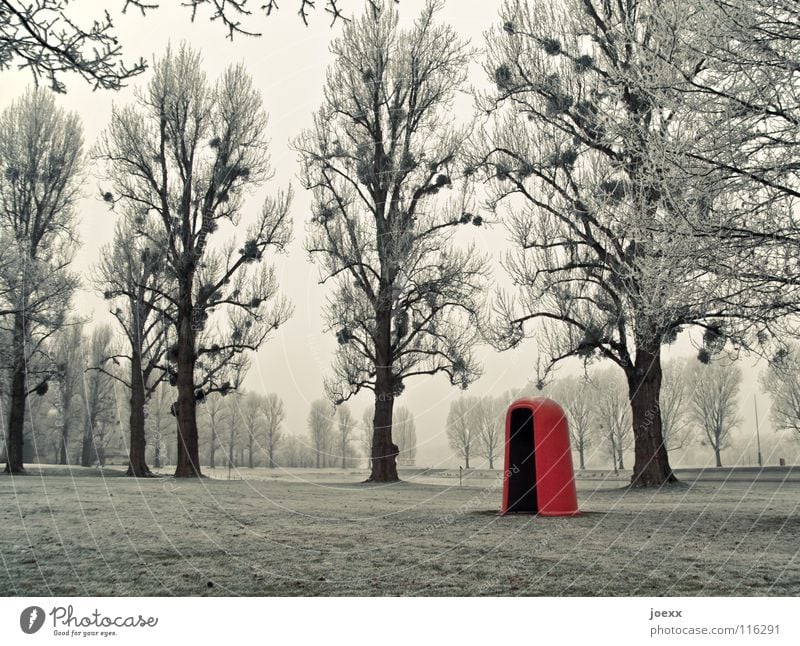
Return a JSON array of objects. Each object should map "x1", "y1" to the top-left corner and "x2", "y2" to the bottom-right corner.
[{"x1": 0, "y1": 466, "x2": 797, "y2": 596}]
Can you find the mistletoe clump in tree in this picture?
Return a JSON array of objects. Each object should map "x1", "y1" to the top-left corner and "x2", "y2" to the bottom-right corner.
[
  {"x1": 96, "y1": 44, "x2": 292, "y2": 478},
  {"x1": 296, "y1": 0, "x2": 487, "y2": 482},
  {"x1": 474, "y1": 0, "x2": 779, "y2": 486}
]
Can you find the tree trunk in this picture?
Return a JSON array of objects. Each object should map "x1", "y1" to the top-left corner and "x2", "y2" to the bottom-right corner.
[
  {"x1": 341, "y1": 438, "x2": 347, "y2": 469},
  {"x1": 488, "y1": 453, "x2": 494, "y2": 470},
  {"x1": 81, "y1": 417, "x2": 94, "y2": 468},
  {"x1": 617, "y1": 447, "x2": 625, "y2": 471},
  {"x1": 248, "y1": 436, "x2": 254, "y2": 469},
  {"x1": 715, "y1": 446, "x2": 722, "y2": 467},
  {"x1": 4, "y1": 313, "x2": 28, "y2": 474},
  {"x1": 627, "y1": 341, "x2": 677, "y2": 487},
  {"x1": 369, "y1": 387, "x2": 398, "y2": 481},
  {"x1": 126, "y1": 354, "x2": 152, "y2": 477},
  {"x1": 4, "y1": 365, "x2": 26, "y2": 473},
  {"x1": 464, "y1": 450, "x2": 470, "y2": 470},
  {"x1": 209, "y1": 426, "x2": 216, "y2": 469},
  {"x1": 366, "y1": 292, "x2": 399, "y2": 483},
  {"x1": 174, "y1": 281, "x2": 202, "y2": 477},
  {"x1": 154, "y1": 440, "x2": 161, "y2": 469},
  {"x1": 268, "y1": 444, "x2": 275, "y2": 469},
  {"x1": 578, "y1": 444, "x2": 586, "y2": 470},
  {"x1": 59, "y1": 422, "x2": 70, "y2": 465}
]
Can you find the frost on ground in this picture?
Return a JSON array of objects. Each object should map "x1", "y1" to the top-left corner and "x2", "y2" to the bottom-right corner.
[{"x1": 0, "y1": 466, "x2": 797, "y2": 596}]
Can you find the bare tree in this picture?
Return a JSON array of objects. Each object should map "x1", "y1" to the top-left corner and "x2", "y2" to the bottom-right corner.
[
  {"x1": 474, "y1": 0, "x2": 767, "y2": 486},
  {"x1": 79, "y1": 325, "x2": 117, "y2": 467},
  {"x1": 393, "y1": 405, "x2": 416, "y2": 466},
  {"x1": 551, "y1": 376, "x2": 593, "y2": 470},
  {"x1": 146, "y1": 381, "x2": 173, "y2": 469},
  {"x1": 671, "y1": 1, "x2": 798, "y2": 204},
  {"x1": 262, "y1": 392, "x2": 285, "y2": 468},
  {"x1": 296, "y1": 0, "x2": 486, "y2": 482},
  {"x1": 0, "y1": 88, "x2": 82, "y2": 473},
  {"x1": 1, "y1": 1, "x2": 375, "y2": 93},
  {"x1": 222, "y1": 392, "x2": 241, "y2": 470},
  {"x1": 360, "y1": 407, "x2": 372, "y2": 469},
  {"x1": 280, "y1": 433, "x2": 315, "y2": 468},
  {"x1": 129, "y1": 0, "x2": 373, "y2": 32},
  {"x1": 761, "y1": 343, "x2": 800, "y2": 440},
  {"x1": 238, "y1": 391, "x2": 265, "y2": 469},
  {"x1": 96, "y1": 44, "x2": 293, "y2": 477},
  {"x1": 689, "y1": 361, "x2": 741, "y2": 467},
  {"x1": 0, "y1": 0, "x2": 146, "y2": 92},
  {"x1": 473, "y1": 396, "x2": 502, "y2": 469},
  {"x1": 336, "y1": 403, "x2": 355, "y2": 468},
  {"x1": 50, "y1": 320, "x2": 84, "y2": 464},
  {"x1": 447, "y1": 396, "x2": 477, "y2": 469},
  {"x1": 308, "y1": 398, "x2": 334, "y2": 468},
  {"x1": 96, "y1": 217, "x2": 172, "y2": 477},
  {"x1": 200, "y1": 391, "x2": 227, "y2": 469},
  {"x1": 661, "y1": 359, "x2": 693, "y2": 452},
  {"x1": 591, "y1": 368, "x2": 631, "y2": 472}
]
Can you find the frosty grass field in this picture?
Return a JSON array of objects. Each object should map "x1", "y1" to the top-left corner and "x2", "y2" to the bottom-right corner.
[{"x1": 1, "y1": 466, "x2": 797, "y2": 596}]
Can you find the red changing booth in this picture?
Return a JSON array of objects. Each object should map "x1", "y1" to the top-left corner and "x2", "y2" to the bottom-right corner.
[{"x1": 501, "y1": 397, "x2": 580, "y2": 516}]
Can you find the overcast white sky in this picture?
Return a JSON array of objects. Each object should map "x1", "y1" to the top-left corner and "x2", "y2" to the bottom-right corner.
[{"x1": 1, "y1": 0, "x2": 796, "y2": 468}]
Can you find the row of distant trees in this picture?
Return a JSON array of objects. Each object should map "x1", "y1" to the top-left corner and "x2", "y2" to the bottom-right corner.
[
  {"x1": 1, "y1": 0, "x2": 798, "y2": 487},
  {"x1": 448, "y1": 355, "x2": 800, "y2": 471},
  {"x1": 305, "y1": 400, "x2": 416, "y2": 469}
]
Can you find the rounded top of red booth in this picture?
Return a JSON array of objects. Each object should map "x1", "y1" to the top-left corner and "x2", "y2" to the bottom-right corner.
[{"x1": 508, "y1": 396, "x2": 566, "y2": 419}]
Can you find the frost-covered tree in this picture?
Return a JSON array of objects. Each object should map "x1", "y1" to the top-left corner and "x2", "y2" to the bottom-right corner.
[
  {"x1": 146, "y1": 381, "x2": 173, "y2": 469},
  {"x1": 392, "y1": 405, "x2": 417, "y2": 467},
  {"x1": 50, "y1": 320, "x2": 84, "y2": 464},
  {"x1": 261, "y1": 392, "x2": 285, "y2": 468},
  {"x1": 447, "y1": 396, "x2": 477, "y2": 469},
  {"x1": 688, "y1": 360, "x2": 741, "y2": 467},
  {"x1": 471, "y1": 396, "x2": 502, "y2": 469},
  {"x1": 336, "y1": 403, "x2": 355, "y2": 468},
  {"x1": 308, "y1": 398, "x2": 334, "y2": 469},
  {"x1": 1, "y1": 0, "x2": 372, "y2": 92},
  {"x1": 0, "y1": 1, "x2": 145, "y2": 92},
  {"x1": 200, "y1": 391, "x2": 227, "y2": 469},
  {"x1": 360, "y1": 407, "x2": 373, "y2": 469},
  {"x1": 222, "y1": 392, "x2": 242, "y2": 469},
  {"x1": 95, "y1": 217, "x2": 172, "y2": 477},
  {"x1": 475, "y1": 0, "x2": 768, "y2": 486},
  {"x1": 280, "y1": 433, "x2": 315, "y2": 468},
  {"x1": 761, "y1": 343, "x2": 800, "y2": 440},
  {"x1": 79, "y1": 325, "x2": 117, "y2": 467},
  {"x1": 674, "y1": 0, "x2": 798, "y2": 202},
  {"x1": 0, "y1": 88, "x2": 82, "y2": 473},
  {"x1": 296, "y1": 0, "x2": 486, "y2": 482},
  {"x1": 235, "y1": 391, "x2": 263, "y2": 468},
  {"x1": 659, "y1": 1, "x2": 800, "y2": 346},
  {"x1": 591, "y1": 368, "x2": 631, "y2": 472},
  {"x1": 96, "y1": 44, "x2": 293, "y2": 477},
  {"x1": 661, "y1": 359, "x2": 693, "y2": 452},
  {"x1": 551, "y1": 375, "x2": 594, "y2": 470}
]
